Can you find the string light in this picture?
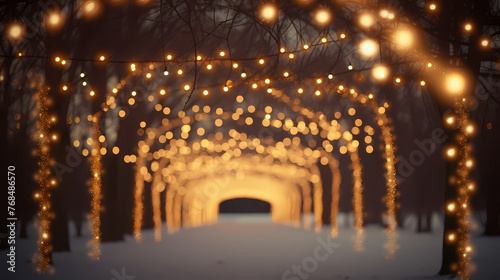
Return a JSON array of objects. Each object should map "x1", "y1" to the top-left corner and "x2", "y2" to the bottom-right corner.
[
  {"x1": 89, "y1": 114, "x2": 103, "y2": 260},
  {"x1": 34, "y1": 87, "x2": 54, "y2": 273}
]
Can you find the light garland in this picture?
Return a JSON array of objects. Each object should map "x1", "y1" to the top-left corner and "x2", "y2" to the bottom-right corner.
[
  {"x1": 34, "y1": 86, "x2": 54, "y2": 273},
  {"x1": 454, "y1": 99, "x2": 474, "y2": 279},
  {"x1": 88, "y1": 114, "x2": 102, "y2": 260},
  {"x1": 349, "y1": 144, "x2": 364, "y2": 252}
]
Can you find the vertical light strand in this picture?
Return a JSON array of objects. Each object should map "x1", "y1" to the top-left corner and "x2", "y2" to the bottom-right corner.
[
  {"x1": 456, "y1": 100, "x2": 473, "y2": 280},
  {"x1": 349, "y1": 144, "x2": 364, "y2": 251},
  {"x1": 88, "y1": 114, "x2": 102, "y2": 260},
  {"x1": 34, "y1": 87, "x2": 53, "y2": 273},
  {"x1": 152, "y1": 174, "x2": 163, "y2": 242},
  {"x1": 133, "y1": 153, "x2": 146, "y2": 242},
  {"x1": 300, "y1": 180, "x2": 312, "y2": 230},
  {"x1": 311, "y1": 165, "x2": 323, "y2": 233},
  {"x1": 329, "y1": 159, "x2": 341, "y2": 238}
]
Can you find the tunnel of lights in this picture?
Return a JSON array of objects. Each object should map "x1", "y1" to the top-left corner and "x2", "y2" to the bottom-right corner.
[{"x1": 25, "y1": 3, "x2": 476, "y2": 278}]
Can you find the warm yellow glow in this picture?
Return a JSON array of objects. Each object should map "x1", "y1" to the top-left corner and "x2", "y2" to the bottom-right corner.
[
  {"x1": 260, "y1": 3, "x2": 278, "y2": 21},
  {"x1": 429, "y1": 3, "x2": 437, "y2": 11},
  {"x1": 184, "y1": 85, "x2": 190, "y2": 91},
  {"x1": 314, "y1": 9, "x2": 331, "y2": 25},
  {"x1": 177, "y1": 69, "x2": 183, "y2": 75},
  {"x1": 372, "y1": 64, "x2": 389, "y2": 81},
  {"x1": 288, "y1": 53, "x2": 294, "y2": 59},
  {"x1": 394, "y1": 29, "x2": 414, "y2": 48},
  {"x1": 280, "y1": 47, "x2": 285, "y2": 53},
  {"x1": 146, "y1": 73, "x2": 152, "y2": 79},
  {"x1": 259, "y1": 59, "x2": 265, "y2": 64},
  {"x1": 445, "y1": 73, "x2": 465, "y2": 94},
  {"x1": 348, "y1": 64, "x2": 353, "y2": 70},
  {"x1": 358, "y1": 12, "x2": 376, "y2": 28},
  {"x1": 160, "y1": 89, "x2": 166, "y2": 95},
  {"x1": 219, "y1": 51, "x2": 225, "y2": 56},
  {"x1": 427, "y1": 62, "x2": 432, "y2": 68},
  {"x1": 90, "y1": 90, "x2": 95, "y2": 96},
  {"x1": 166, "y1": 54, "x2": 172, "y2": 60},
  {"x1": 340, "y1": 33, "x2": 346, "y2": 39},
  {"x1": 446, "y1": 147, "x2": 457, "y2": 158},
  {"x1": 321, "y1": 37, "x2": 327, "y2": 43},
  {"x1": 47, "y1": 11, "x2": 63, "y2": 27},
  {"x1": 448, "y1": 233, "x2": 456, "y2": 241},
  {"x1": 464, "y1": 23, "x2": 472, "y2": 31},
  {"x1": 283, "y1": 71, "x2": 289, "y2": 77},
  {"x1": 62, "y1": 85, "x2": 68, "y2": 91},
  {"x1": 7, "y1": 22, "x2": 23, "y2": 40},
  {"x1": 481, "y1": 39, "x2": 490, "y2": 47},
  {"x1": 297, "y1": 88, "x2": 303, "y2": 94},
  {"x1": 379, "y1": 9, "x2": 389, "y2": 18},
  {"x1": 359, "y1": 38, "x2": 379, "y2": 57},
  {"x1": 203, "y1": 90, "x2": 209, "y2": 96},
  {"x1": 206, "y1": 64, "x2": 212, "y2": 70},
  {"x1": 241, "y1": 72, "x2": 247, "y2": 78},
  {"x1": 314, "y1": 90, "x2": 321, "y2": 96},
  {"x1": 395, "y1": 78, "x2": 401, "y2": 83},
  {"x1": 447, "y1": 203, "x2": 455, "y2": 212},
  {"x1": 420, "y1": 81, "x2": 426, "y2": 86},
  {"x1": 303, "y1": 44, "x2": 309, "y2": 49}
]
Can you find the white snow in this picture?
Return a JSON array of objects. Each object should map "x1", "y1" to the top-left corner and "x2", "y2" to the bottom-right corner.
[{"x1": 1, "y1": 213, "x2": 499, "y2": 280}]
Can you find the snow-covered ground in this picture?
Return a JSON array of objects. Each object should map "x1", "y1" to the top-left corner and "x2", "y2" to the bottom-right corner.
[{"x1": 1, "y1": 214, "x2": 499, "y2": 280}]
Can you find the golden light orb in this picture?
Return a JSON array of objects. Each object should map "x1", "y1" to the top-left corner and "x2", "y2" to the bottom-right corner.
[
  {"x1": 464, "y1": 23, "x2": 472, "y2": 32},
  {"x1": 340, "y1": 33, "x2": 346, "y2": 39},
  {"x1": 481, "y1": 39, "x2": 490, "y2": 47},
  {"x1": 202, "y1": 90, "x2": 209, "y2": 96},
  {"x1": 358, "y1": 12, "x2": 376, "y2": 28},
  {"x1": 447, "y1": 203, "x2": 455, "y2": 212},
  {"x1": 314, "y1": 9, "x2": 332, "y2": 26},
  {"x1": 358, "y1": 38, "x2": 379, "y2": 57},
  {"x1": 99, "y1": 55, "x2": 105, "y2": 61},
  {"x1": 7, "y1": 22, "x2": 23, "y2": 40},
  {"x1": 372, "y1": 64, "x2": 389, "y2": 81},
  {"x1": 394, "y1": 29, "x2": 414, "y2": 48},
  {"x1": 420, "y1": 80, "x2": 426, "y2": 86},
  {"x1": 82, "y1": 0, "x2": 102, "y2": 19},
  {"x1": 159, "y1": 89, "x2": 166, "y2": 95},
  {"x1": 429, "y1": 3, "x2": 437, "y2": 11},
  {"x1": 395, "y1": 77, "x2": 401, "y2": 83},
  {"x1": 348, "y1": 64, "x2": 353, "y2": 70},
  {"x1": 260, "y1": 3, "x2": 278, "y2": 22},
  {"x1": 184, "y1": 85, "x2": 190, "y2": 91},
  {"x1": 219, "y1": 51, "x2": 225, "y2": 57},
  {"x1": 47, "y1": 11, "x2": 63, "y2": 28},
  {"x1": 446, "y1": 147, "x2": 457, "y2": 158},
  {"x1": 379, "y1": 9, "x2": 390, "y2": 19},
  {"x1": 445, "y1": 73, "x2": 466, "y2": 94}
]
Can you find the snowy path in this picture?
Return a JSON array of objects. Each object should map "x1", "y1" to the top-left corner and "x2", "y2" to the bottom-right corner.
[{"x1": 2, "y1": 214, "x2": 500, "y2": 280}]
